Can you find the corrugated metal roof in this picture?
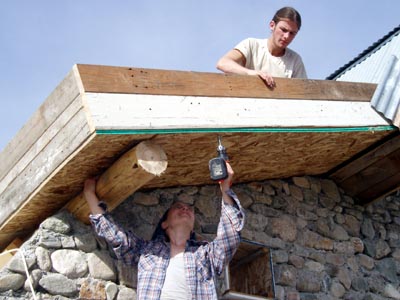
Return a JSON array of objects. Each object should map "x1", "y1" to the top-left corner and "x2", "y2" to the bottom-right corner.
[
  {"x1": 371, "y1": 55, "x2": 400, "y2": 121},
  {"x1": 326, "y1": 25, "x2": 400, "y2": 81}
]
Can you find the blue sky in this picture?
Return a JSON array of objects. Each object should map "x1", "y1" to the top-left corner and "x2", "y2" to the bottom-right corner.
[{"x1": 1, "y1": 0, "x2": 399, "y2": 151}]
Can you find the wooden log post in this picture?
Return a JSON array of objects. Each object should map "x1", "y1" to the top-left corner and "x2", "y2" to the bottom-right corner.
[{"x1": 65, "y1": 140, "x2": 168, "y2": 223}]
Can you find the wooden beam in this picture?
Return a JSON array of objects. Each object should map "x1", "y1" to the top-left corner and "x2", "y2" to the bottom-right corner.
[
  {"x1": 84, "y1": 93, "x2": 390, "y2": 131},
  {"x1": 332, "y1": 149, "x2": 400, "y2": 203},
  {"x1": 356, "y1": 172, "x2": 400, "y2": 203},
  {"x1": 330, "y1": 134, "x2": 400, "y2": 182},
  {"x1": 336, "y1": 148, "x2": 400, "y2": 196},
  {"x1": 330, "y1": 133, "x2": 400, "y2": 203},
  {"x1": 76, "y1": 64, "x2": 377, "y2": 102},
  {"x1": 0, "y1": 238, "x2": 23, "y2": 269},
  {"x1": 64, "y1": 140, "x2": 168, "y2": 223}
]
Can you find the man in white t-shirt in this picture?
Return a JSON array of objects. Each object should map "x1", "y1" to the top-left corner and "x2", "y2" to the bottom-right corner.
[{"x1": 216, "y1": 6, "x2": 307, "y2": 88}]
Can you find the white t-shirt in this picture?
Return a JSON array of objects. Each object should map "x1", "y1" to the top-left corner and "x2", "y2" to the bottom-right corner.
[
  {"x1": 235, "y1": 38, "x2": 307, "y2": 79},
  {"x1": 160, "y1": 252, "x2": 190, "y2": 300}
]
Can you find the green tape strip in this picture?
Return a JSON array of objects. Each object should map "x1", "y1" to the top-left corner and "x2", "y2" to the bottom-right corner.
[{"x1": 96, "y1": 126, "x2": 395, "y2": 135}]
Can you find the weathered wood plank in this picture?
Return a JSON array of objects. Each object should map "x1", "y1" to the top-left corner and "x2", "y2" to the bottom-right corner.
[
  {"x1": 0, "y1": 95, "x2": 87, "y2": 196},
  {"x1": 77, "y1": 64, "x2": 377, "y2": 101},
  {"x1": 0, "y1": 107, "x2": 93, "y2": 227},
  {"x1": 0, "y1": 67, "x2": 83, "y2": 182},
  {"x1": 85, "y1": 93, "x2": 390, "y2": 130}
]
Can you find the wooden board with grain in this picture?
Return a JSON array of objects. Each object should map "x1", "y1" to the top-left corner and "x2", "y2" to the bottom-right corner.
[
  {"x1": 76, "y1": 64, "x2": 376, "y2": 101},
  {"x1": 0, "y1": 68, "x2": 84, "y2": 182},
  {"x1": 330, "y1": 133, "x2": 400, "y2": 203}
]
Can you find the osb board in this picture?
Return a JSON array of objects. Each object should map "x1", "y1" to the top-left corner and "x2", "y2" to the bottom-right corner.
[
  {"x1": 144, "y1": 130, "x2": 394, "y2": 188},
  {"x1": 76, "y1": 64, "x2": 377, "y2": 101},
  {"x1": 330, "y1": 132, "x2": 400, "y2": 204},
  {"x1": 0, "y1": 129, "x2": 393, "y2": 250}
]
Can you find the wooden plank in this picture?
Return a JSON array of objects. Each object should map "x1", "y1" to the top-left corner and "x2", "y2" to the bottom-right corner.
[
  {"x1": 334, "y1": 148, "x2": 400, "y2": 198},
  {"x1": 0, "y1": 67, "x2": 83, "y2": 182},
  {"x1": 330, "y1": 133, "x2": 400, "y2": 182},
  {"x1": 76, "y1": 64, "x2": 377, "y2": 102},
  {"x1": 0, "y1": 94, "x2": 87, "y2": 196},
  {"x1": 85, "y1": 93, "x2": 390, "y2": 130},
  {"x1": 356, "y1": 172, "x2": 400, "y2": 203},
  {"x1": 0, "y1": 107, "x2": 93, "y2": 227}
]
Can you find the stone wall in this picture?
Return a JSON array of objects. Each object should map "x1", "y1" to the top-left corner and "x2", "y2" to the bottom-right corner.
[{"x1": 1, "y1": 176, "x2": 400, "y2": 299}]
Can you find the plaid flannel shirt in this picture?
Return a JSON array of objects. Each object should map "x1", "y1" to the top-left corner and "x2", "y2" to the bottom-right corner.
[{"x1": 90, "y1": 189, "x2": 245, "y2": 300}]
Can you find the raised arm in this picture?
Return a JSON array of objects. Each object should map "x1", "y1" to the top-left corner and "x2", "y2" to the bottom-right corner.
[
  {"x1": 205, "y1": 161, "x2": 245, "y2": 275},
  {"x1": 83, "y1": 178, "x2": 147, "y2": 265},
  {"x1": 83, "y1": 178, "x2": 104, "y2": 215},
  {"x1": 219, "y1": 161, "x2": 235, "y2": 206}
]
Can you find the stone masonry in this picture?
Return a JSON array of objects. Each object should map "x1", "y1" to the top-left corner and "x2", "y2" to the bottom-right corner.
[{"x1": 1, "y1": 176, "x2": 400, "y2": 299}]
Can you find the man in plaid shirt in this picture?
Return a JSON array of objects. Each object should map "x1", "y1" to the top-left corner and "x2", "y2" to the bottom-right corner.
[{"x1": 84, "y1": 162, "x2": 245, "y2": 300}]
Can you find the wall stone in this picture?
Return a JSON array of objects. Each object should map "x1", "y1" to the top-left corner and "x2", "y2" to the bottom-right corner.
[{"x1": 1, "y1": 177, "x2": 400, "y2": 299}]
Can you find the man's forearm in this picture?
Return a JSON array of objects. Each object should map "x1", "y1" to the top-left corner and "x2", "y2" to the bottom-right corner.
[
  {"x1": 85, "y1": 192, "x2": 104, "y2": 215},
  {"x1": 217, "y1": 57, "x2": 251, "y2": 75}
]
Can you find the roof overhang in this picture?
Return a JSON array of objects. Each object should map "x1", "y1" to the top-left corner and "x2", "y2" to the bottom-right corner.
[{"x1": 0, "y1": 64, "x2": 398, "y2": 250}]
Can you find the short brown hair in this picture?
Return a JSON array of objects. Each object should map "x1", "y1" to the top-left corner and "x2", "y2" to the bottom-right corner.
[{"x1": 272, "y1": 6, "x2": 302, "y2": 30}]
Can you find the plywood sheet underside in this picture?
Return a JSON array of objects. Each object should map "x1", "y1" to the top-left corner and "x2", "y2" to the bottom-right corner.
[{"x1": 0, "y1": 129, "x2": 392, "y2": 250}]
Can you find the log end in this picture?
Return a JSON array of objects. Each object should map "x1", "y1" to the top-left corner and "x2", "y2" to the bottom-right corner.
[{"x1": 136, "y1": 141, "x2": 168, "y2": 176}]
